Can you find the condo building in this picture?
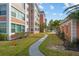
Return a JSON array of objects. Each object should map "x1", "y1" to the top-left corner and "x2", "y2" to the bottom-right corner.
[
  {"x1": 28, "y1": 3, "x2": 40, "y2": 33},
  {"x1": 39, "y1": 11, "x2": 46, "y2": 32},
  {"x1": 60, "y1": 18, "x2": 79, "y2": 43},
  {"x1": 0, "y1": 3, "x2": 29, "y2": 40}
]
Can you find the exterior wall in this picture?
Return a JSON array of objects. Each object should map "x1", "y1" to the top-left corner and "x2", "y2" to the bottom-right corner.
[
  {"x1": 0, "y1": 3, "x2": 7, "y2": 22},
  {"x1": 40, "y1": 11, "x2": 45, "y2": 23},
  {"x1": 33, "y1": 4, "x2": 40, "y2": 33},
  {"x1": 28, "y1": 3, "x2": 40, "y2": 33},
  {"x1": 11, "y1": 3, "x2": 25, "y2": 13},
  {"x1": 60, "y1": 19, "x2": 78, "y2": 43},
  {"x1": 0, "y1": 3, "x2": 29, "y2": 40},
  {"x1": 0, "y1": 3, "x2": 39, "y2": 40},
  {"x1": 11, "y1": 18, "x2": 25, "y2": 25},
  {"x1": 60, "y1": 20, "x2": 72, "y2": 41},
  {"x1": 0, "y1": 16, "x2": 6, "y2": 21},
  {"x1": 39, "y1": 11, "x2": 45, "y2": 32},
  {"x1": 0, "y1": 3, "x2": 10, "y2": 40},
  {"x1": 25, "y1": 4, "x2": 29, "y2": 32},
  {"x1": 0, "y1": 3, "x2": 8, "y2": 33},
  {"x1": 70, "y1": 19, "x2": 77, "y2": 42},
  {"x1": 28, "y1": 3, "x2": 34, "y2": 33},
  {"x1": 11, "y1": 3, "x2": 25, "y2": 40},
  {"x1": 76, "y1": 21, "x2": 79, "y2": 40},
  {"x1": 11, "y1": 3, "x2": 25, "y2": 25}
]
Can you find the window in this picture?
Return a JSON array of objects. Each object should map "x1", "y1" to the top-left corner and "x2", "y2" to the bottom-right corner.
[
  {"x1": 16, "y1": 25, "x2": 21, "y2": 32},
  {"x1": 11, "y1": 23, "x2": 15, "y2": 33},
  {"x1": 21, "y1": 26, "x2": 25, "y2": 32},
  {"x1": 35, "y1": 22, "x2": 39, "y2": 26},
  {"x1": 16, "y1": 25, "x2": 25, "y2": 32},
  {"x1": 11, "y1": 7, "x2": 16, "y2": 17},
  {"x1": 19, "y1": 12, "x2": 25, "y2": 20},
  {"x1": 0, "y1": 23, "x2": 6, "y2": 27},
  {"x1": 22, "y1": 14, "x2": 25, "y2": 20},
  {"x1": 11, "y1": 7, "x2": 25, "y2": 20},
  {"x1": 0, "y1": 11, "x2": 6, "y2": 15},
  {"x1": 0, "y1": 28, "x2": 6, "y2": 33},
  {"x1": 11, "y1": 23, "x2": 25, "y2": 33},
  {"x1": 31, "y1": 28, "x2": 33, "y2": 31},
  {"x1": 0, "y1": 5, "x2": 6, "y2": 11},
  {"x1": 35, "y1": 28, "x2": 38, "y2": 31},
  {"x1": 11, "y1": 11, "x2": 16, "y2": 17},
  {"x1": 0, "y1": 23, "x2": 6, "y2": 33},
  {"x1": 0, "y1": 4, "x2": 6, "y2": 15}
]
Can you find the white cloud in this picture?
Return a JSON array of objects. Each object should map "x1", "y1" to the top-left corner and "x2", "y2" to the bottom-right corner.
[
  {"x1": 38, "y1": 5, "x2": 44, "y2": 10},
  {"x1": 70, "y1": 3, "x2": 79, "y2": 6},
  {"x1": 75, "y1": 3, "x2": 79, "y2": 4},
  {"x1": 45, "y1": 11, "x2": 48, "y2": 14},
  {"x1": 52, "y1": 13, "x2": 57, "y2": 15},
  {"x1": 64, "y1": 3, "x2": 70, "y2": 7},
  {"x1": 63, "y1": 6, "x2": 67, "y2": 9},
  {"x1": 52, "y1": 13, "x2": 64, "y2": 16},
  {"x1": 59, "y1": 13, "x2": 63, "y2": 16},
  {"x1": 63, "y1": 3, "x2": 73, "y2": 9},
  {"x1": 63, "y1": 3, "x2": 79, "y2": 10},
  {"x1": 50, "y1": 5, "x2": 54, "y2": 10},
  {"x1": 64, "y1": 3, "x2": 79, "y2": 8}
]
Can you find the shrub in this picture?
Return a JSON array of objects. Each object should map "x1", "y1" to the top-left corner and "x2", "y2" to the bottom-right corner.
[
  {"x1": 76, "y1": 39, "x2": 79, "y2": 45},
  {"x1": 15, "y1": 32, "x2": 25, "y2": 39},
  {"x1": 0, "y1": 34, "x2": 8, "y2": 41},
  {"x1": 61, "y1": 32, "x2": 65, "y2": 39},
  {"x1": 69, "y1": 39, "x2": 77, "y2": 48},
  {"x1": 10, "y1": 41, "x2": 17, "y2": 46},
  {"x1": 24, "y1": 32, "x2": 29, "y2": 38},
  {"x1": 70, "y1": 42, "x2": 77, "y2": 48}
]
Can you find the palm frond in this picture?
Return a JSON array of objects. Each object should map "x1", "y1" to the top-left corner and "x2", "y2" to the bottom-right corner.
[
  {"x1": 65, "y1": 7, "x2": 79, "y2": 14},
  {"x1": 64, "y1": 4, "x2": 79, "y2": 13},
  {"x1": 67, "y1": 10, "x2": 79, "y2": 20}
]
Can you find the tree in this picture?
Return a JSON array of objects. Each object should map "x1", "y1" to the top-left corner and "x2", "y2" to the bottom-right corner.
[
  {"x1": 64, "y1": 4, "x2": 79, "y2": 20},
  {"x1": 40, "y1": 23, "x2": 46, "y2": 32},
  {"x1": 48, "y1": 20, "x2": 53, "y2": 31},
  {"x1": 52, "y1": 20, "x2": 60, "y2": 29},
  {"x1": 64, "y1": 4, "x2": 79, "y2": 14},
  {"x1": 48, "y1": 20, "x2": 60, "y2": 32}
]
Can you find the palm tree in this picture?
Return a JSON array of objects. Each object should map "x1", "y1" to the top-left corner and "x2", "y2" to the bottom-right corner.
[
  {"x1": 64, "y1": 4, "x2": 79, "y2": 14},
  {"x1": 67, "y1": 10, "x2": 79, "y2": 19},
  {"x1": 64, "y1": 4, "x2": 79, "y2": 20}
]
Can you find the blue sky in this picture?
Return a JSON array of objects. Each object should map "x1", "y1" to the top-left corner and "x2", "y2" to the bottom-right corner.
[{"x1": 38, "y1": 3, "x2": 76, "y2": 24}]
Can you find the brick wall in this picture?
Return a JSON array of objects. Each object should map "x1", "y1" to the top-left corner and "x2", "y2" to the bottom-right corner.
[
  {"x1": 60, "y1": 20, "x2": 71, "y2": 40},
  {"x1": 76, "y1": 21, "x2": 79, "y2": 39}
]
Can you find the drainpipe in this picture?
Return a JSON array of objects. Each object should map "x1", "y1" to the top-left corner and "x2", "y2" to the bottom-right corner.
[{"x1": 71, "y1": 19, "x2": 77, "y2": 43}]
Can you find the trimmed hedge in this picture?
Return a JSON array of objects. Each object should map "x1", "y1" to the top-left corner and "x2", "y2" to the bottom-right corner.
[
  {"x1": 0, "y1": 32, "x2": 29, "y2": 41},
  {"x1": 0, "y1": 34, "x2": 8, "y2": 41},
  {"x1": 15, "y1": 32, "x2": 28, "y2": 39}
]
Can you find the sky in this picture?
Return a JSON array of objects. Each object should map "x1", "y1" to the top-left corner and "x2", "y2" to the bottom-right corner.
[{"x1": 38, "y1": 3, "x2": 76, "y2": 24}]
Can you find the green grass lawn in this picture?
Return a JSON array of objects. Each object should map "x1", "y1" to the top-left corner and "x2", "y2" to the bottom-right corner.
[
  {"x1": 0, "y1": 33, "x2": 45, "y2": 56},
  {"x1": 39, "y1": 33, "x2": 79, "y2": 56}
]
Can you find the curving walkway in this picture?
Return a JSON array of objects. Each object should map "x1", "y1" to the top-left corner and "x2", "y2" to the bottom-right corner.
[{"x1": 29, "y1": 34, "x2": 48, "y2": 56}]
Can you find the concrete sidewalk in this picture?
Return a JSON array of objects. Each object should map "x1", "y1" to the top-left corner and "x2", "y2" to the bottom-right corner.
[{"x1": 29, "y1": 35, "x2": 48, "y2": 56}]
